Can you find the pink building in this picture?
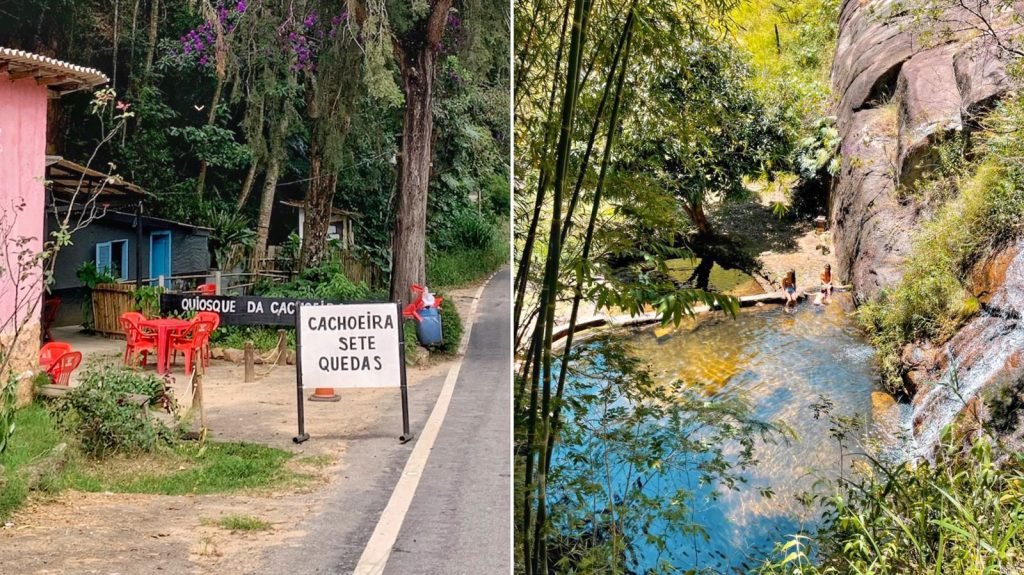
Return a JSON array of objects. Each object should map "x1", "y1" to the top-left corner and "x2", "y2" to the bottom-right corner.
[{"x1": 0, "y1": 48, "x2": 106, "y2": 403}]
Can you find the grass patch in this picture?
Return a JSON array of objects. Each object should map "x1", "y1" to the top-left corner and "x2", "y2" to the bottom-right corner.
[
  {"x1": 0, "y1": 405, "x2": 66, "y2": 518},
  {"x1": 0, "y1": 403, "x2": 306, "y2": 519},
  {"x1": 69, "y1": 441, "x2": 306, "y2": 495},
  {"x1": 207, "y1": 514, "x2": 273, "y2": 532},
  {"x1": 427, "y1": 235, "x2": 508, "y2": 289}
]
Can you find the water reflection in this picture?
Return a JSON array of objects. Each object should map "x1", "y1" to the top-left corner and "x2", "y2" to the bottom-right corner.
[{"x1": 623, "y1": 294, "x2": 879, "y2": 572}]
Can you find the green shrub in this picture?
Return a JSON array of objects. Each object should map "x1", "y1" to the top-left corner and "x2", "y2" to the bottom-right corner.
[
  {"x1": 133, "y1": 285, "x2": 164, "y2": 318},
  {"x1": 403, "y1": 320, "x2": 419, "y2": 363},
  {"x1": 437, "y1": 295, "x2": 464, "y2": 354},
  {"x1": 210, "y1": 325, "x2": 295, "y2": 351},
  {"x1": 53, "y1": 366, "x2": 176, "y2": 457},
  {"x1": 436, "y1": 208, "x2": 497, "y2": 252},
  {"x1": 259, "y1": 260, "x2": 372, "y2": 302},
  {"x1": 427, "y1": 220, "x2": 508, "y2": 289},
  {"x1": 484, "y1": 173, "x2": 510, "y2": 217},
  {"x1": 76, "y1": 261, "x2": 118, "y2": 331},
  {"x1": 757, "y1": 436, "x2": 1024, "y2": 575}
]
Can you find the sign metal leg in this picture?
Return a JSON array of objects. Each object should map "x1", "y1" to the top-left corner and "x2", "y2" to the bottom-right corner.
[
  {"x1": 398, "y1": 302, "x2": 414, "y2": 444},
  {"x1": 293, "y1": 310, "x2": 309, "y2": 444}
]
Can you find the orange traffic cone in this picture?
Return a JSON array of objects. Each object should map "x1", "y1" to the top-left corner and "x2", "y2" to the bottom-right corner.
[{"x1": 308, "y1": 387, "x2": 340, "y2": 402}]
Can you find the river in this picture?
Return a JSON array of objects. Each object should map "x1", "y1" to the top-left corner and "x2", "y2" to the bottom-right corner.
[{"x1": 563, "y1": 294, "x2": 892, "y2": 573}]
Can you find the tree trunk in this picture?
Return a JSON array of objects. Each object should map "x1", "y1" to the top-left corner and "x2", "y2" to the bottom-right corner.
[
  {"x1": 250, "y1": 156, "x2": 280, "y2": 272},
  {"x1": 195, "y1": 73, "x2": 224, "y2": 198},
  {"x1": 683, "y1": 199, "x2": 712, "y2": 237},
  {"x1": 251, "y1": 112, "x2": 289, "y2": 272},
  {"x1": 235, "y1": 160, "x2": 259, "y2": 209},
  {"x1": 299, "y1": 137, "x2": 338, "y2": 271},
  {"x1": 390, "y1": 47, "x2": 438, "y2": 302},
  {"x1": 143, "y1": 0, "x2": 158, "y2": 78}
]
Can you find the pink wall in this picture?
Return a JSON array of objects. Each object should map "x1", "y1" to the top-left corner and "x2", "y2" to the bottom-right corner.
[{"x1": 0, "y1": 75, "x2": 48, "y2": 333}]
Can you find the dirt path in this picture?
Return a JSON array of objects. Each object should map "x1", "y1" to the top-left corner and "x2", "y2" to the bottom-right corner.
[
  {"x1": 710, "y1": 182, "x2": 836, "y2": 293},
  {"x1": 0, "y1": 281, "x2": 485, "y2": 574}
]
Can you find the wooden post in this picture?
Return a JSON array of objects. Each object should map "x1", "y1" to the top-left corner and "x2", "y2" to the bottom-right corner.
[
  {"x1": 277, "y1": 329, "x2": 287, "y2": 364},
  {"x1": 193, "y1": 351, "x2": 206, "y2": 439},
  {"x1": 214, "y1": 270, "x2": 222, "y2": 295},
  {"x1": 775, "y1": 23, "x2": 782, "y2": 54},
  {"x1": 244, "y1": 341, "x2": 255, "y2": 383}
]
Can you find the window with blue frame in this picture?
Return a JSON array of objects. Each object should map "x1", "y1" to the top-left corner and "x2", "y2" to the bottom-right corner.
[{"x1": 96, "y1": 240, "x2": 129, "y2": 280}]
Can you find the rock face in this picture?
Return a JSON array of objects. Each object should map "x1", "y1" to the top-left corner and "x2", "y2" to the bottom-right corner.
[
  {"x1": 830, "y1": 0, "x2": 1019, "y2": 456},
  {"x1": 830, "y1": 0, "x2": 1013, "y2": 299},
  {"x1": 908, "y1": 241, "x2": 1024, "y2": 458}
]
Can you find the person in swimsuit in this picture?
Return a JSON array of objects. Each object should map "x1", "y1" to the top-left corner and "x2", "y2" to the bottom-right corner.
[
  {"x1": 782, "y1": 270, "x2": 798, "y2": 306},
  {"x1": 821, "y1": 264, "x2": 833, "y2": 304}
]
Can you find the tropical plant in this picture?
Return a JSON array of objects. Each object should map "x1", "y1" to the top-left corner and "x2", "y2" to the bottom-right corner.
[
  {"x1": 76, "y1": 261, "x2": 119, "y2": 332},
  {"x1": 53, "y1": 366, "x2": 177, "y2": 457}
]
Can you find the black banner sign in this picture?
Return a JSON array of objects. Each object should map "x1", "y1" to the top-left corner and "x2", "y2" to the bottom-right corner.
[{"x1": 160, "y1": 293, "x2": 337, "y2": 326}]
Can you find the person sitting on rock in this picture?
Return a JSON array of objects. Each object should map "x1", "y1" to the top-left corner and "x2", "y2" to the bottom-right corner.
[
  {"x1": 782, "y1": 270, "x2": 798, "y2": 308},
  {"x1": 820, "y1": 264, "x2": 833, "y2": 304}
]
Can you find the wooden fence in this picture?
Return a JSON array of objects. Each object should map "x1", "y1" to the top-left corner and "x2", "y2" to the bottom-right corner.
[{"x1": 92, "y1": 283, "x2": 136, "y2": 336}]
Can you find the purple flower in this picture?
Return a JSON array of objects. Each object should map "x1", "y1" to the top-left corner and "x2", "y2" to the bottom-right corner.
[
  {"x1": 304, "y1": 11, "x2": 317, "y2": 28},
  {"x1": 236, "y1": 0, "x2": 247, "y2": 13}
]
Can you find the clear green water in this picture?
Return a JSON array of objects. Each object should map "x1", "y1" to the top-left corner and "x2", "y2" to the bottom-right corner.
[{"x1": 622, "y1": 295, "x2": 881, "y2": 572}]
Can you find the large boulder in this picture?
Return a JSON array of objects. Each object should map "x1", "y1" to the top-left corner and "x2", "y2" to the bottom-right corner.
[{"x1": 830, "y1": 0, "x2": 1014, "y2": 298}]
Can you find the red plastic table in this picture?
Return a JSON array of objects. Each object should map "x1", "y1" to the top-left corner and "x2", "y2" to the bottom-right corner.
[{"x1": 139, "y1": 318, "x2": 190, "y2": 374}]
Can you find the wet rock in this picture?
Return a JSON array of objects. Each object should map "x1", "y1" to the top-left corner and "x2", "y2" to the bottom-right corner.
[
  {"x1": 901, "y1": 342, "x2": 938, "y2": 371},
  {"x1": 223, "y1": 348, "x2": 245, "y2": 363}
]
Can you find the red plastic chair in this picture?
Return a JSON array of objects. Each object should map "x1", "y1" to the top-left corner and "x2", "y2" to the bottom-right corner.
[
  {"x1": 41, "y1": 297, "x2": 60, "y2": 342},
  {"x1": 169, "y1": 320, "x2": 215, "y2": 374},
  {"x1": 120, "y1": 315, "x2": 157, "y2": 367},
  {"x1": 39, "y1": 342, "x2": 73, "y2": 370},
  {"x1": 193, "y1": 311, "x2": 220, "y2": 366},
  {"x1": 197, "y1": 283, "x2": 217, "y2": 296},
  {"x1": 401, "y1": 284, "x2": 443, "y2": 321},
  {"x1": 46, "y1": 351, "x2": 82, "y2": 386}
]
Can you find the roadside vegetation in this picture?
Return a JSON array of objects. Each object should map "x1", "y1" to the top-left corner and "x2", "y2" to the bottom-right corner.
[{"x1": 0, "y1": 367, "x2": 309, "y2": 520}]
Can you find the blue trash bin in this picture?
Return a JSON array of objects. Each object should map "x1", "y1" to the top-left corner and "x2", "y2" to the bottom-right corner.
[{"x1": 416, "y1": 306, "x2": 443, "y2": 346}]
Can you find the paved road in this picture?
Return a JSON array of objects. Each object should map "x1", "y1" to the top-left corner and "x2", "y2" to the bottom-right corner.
[
  {"x1": 382, "y1": 267, "x2": 511, "y2": 574},
  {"x1": 259, "y1": 268, "x2": 510, "y2": 574}
]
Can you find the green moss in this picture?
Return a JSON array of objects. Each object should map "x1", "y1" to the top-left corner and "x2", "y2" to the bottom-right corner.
[{"x1": 860, "y1": 150, "x2": 1024, "y2": 391}]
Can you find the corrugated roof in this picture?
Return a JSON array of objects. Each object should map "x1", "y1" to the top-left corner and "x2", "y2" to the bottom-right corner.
[
  {"x1": 0, "y1": 47, "x2": 107, "y2": 94},
  {"x1": 47, "y1": 158, "x2": 148, "y2": 198}
]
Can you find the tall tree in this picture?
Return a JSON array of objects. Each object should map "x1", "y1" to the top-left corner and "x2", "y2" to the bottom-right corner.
[
  {"x1": 298, "y1": 4, "x2": 364, "y2": 271},
  {"x1": 387, "y1": 0, "x2": 455, "y2": 301}
]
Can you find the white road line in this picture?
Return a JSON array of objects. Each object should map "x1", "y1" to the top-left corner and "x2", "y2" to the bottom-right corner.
[{"x1": 353, "y1": 272, "x2": 498, "y2": 575}]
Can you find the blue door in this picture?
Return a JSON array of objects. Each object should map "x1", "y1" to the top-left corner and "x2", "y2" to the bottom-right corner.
[{"x1": 150, "y1": 231, "x2": 172, "y2": 287}]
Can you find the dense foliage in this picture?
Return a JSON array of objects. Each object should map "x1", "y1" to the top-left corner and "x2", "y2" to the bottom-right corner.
[
  {"x1": 759, "y1": 432, "x2": 1024, "y2": 575},
  {"x1": 2, "y1": 0, "x2": 508, "y2": 293}
]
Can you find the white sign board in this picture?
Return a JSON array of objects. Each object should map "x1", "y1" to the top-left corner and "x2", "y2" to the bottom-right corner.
[{"x1": 297, "y1": 303, "x2": 402, "y2": 388}]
